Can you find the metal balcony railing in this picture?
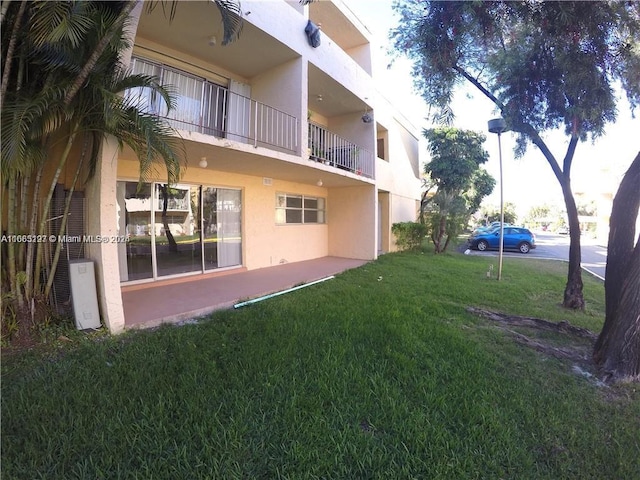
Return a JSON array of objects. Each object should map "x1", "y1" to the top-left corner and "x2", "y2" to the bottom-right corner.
[
  {"x1": 128, "y1": 58, "x2": 299, "y2": 154},
  {"x1": 156, "y1": 196, "x2": 189, "y2": 211},
  {"x1": 165, "y1": 87, "x2": 299, "y2": 154},
  {"x1": 308, "y1": 123, "x2": 374, "y2": 178}
]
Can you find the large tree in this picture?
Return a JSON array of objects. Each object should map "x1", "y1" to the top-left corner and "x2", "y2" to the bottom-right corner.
[
  {"x1": 593, "y1": 152, "x2": 640, "y2": 381},
  {"x1": 392, "y1": 1, "x2": 640, "y2": 309},
  {"x1": 422, "y1": 127, "x2": 495, "y2": 253}
]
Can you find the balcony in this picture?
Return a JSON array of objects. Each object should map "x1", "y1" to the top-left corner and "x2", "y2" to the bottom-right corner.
[
  {"x1": 308, "y1": 123, "x2": 374, "y2": 178},
  {"x1": 129, "y1": 57, "x2": 299, "y2": 155}
]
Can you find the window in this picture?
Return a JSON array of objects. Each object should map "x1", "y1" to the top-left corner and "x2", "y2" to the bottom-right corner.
[
  {"x1": 377, "y1": 137, "x2": 387, "y2": 161},
  {"x1": 276, "y1": 193, "x2": 325, "y2": 224},
  {"x1": 128, "y1": 56, "x2": 228, "y2": 135}
]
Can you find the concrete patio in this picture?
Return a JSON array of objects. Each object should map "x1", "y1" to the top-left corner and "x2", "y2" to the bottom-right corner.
[{"x1": 121, "y1": 256, "x2": 369, "y2": 329}]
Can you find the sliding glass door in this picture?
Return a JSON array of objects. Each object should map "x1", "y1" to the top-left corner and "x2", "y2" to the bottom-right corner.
[
  {"x1": 117, "y1": 181, "x2": 242, "y2": 282},
  {"x1": 202, "y1": 187, "x2": 242, "y2": 270},
  {"x1": 155, "y1": 184, "x2": 202, "y2": 277},
  {"x1": 216, "y1": 189, "x2": 242, "y2": 268}
]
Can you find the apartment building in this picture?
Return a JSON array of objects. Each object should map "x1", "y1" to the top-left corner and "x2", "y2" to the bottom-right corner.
[{"x1": 84, "y1": 0, "x2": 422, "y2": 333}]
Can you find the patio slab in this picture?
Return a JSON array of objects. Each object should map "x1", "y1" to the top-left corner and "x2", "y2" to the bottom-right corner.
[{"x1": 121, "y1": 256, "x2": 369, "y2": 329}]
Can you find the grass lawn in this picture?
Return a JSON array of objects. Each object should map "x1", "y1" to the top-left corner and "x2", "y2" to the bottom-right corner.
[{"x1": 2, "y1": 249, "x2": 639, "y2": 479}]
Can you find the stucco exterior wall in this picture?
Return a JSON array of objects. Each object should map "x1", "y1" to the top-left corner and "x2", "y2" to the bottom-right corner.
[
  {"x1": 328, "y1": 185, "x2": 377, "y2": 259},
  {"x1": 117, "y1": 159, "x2": 331, "y2": 272}
]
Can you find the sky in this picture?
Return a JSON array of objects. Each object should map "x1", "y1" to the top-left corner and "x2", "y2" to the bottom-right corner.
[{"x1": 348, "y1": 0, "x2": 640, "y2": 218}]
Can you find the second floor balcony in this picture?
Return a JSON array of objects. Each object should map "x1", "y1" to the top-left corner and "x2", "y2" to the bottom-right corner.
[
  {"x1": 308, "y1": 123, "x2": 374, "y2": 178},
  {"x1": 129, "y1": 57, "x2": 374, "y2": 180},
  {"x1": 129, "y1": 57, "x2": 299, "y2": 155}
]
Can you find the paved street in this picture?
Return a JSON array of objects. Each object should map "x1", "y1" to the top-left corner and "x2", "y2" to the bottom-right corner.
[{"x1": 465, "y1": 231, "x2": 607, "y2": 280}]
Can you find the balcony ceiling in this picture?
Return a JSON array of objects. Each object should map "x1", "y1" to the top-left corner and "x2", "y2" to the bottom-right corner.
[
  {"x1": 309, "y1": 2, "x2": 369, "y2": 50},
  {"x1": 136, "y1": 3, "x2": 298, "y2": 79},
  {"x1": 181, "y1": 140, "x2": 370, "y2": 189},
  {"x1": 308, "y1": 64, "x2": 370, "y2": 118}
]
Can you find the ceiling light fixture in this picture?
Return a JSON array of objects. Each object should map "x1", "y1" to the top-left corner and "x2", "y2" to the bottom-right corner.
[{"x1": 199, "y1": 157, "x2": 208, "y2": 168}]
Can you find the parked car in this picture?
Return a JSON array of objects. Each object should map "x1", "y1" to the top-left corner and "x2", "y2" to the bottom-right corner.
[
  {"x1": 472, "y1": 221, "x2": 511, "y2": 235},
  {"x1": 468, "y1": 226, "x2": 536, "y2": 254},
  {"x1": 557, "y1": 225, "x2": 569, "y2": 235}
]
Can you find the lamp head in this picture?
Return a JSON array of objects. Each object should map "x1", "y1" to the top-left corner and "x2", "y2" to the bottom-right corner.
[{"x1": 488, "y1": 118, "x2": 507, "y2": 134}]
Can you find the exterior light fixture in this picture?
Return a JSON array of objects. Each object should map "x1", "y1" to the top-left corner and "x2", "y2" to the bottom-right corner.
[
  {"x1": 361, "y1": 111, "x2": 373, "y2": 123},
  {"x1": 487, "y1": 117, "x2": 508, "y2": 281},
  {"x1": 316, "y1": 179, "x2": 323, "y2": 187},
  {"x1": 199, "y1": 157, "x2": 208, "y2": 168},
  {"x1": 316, "y1": 94, "x2": 323, "y2": 102},
  {"x1": 208, "y1": 36, "x2": 217, "y2": 46}
]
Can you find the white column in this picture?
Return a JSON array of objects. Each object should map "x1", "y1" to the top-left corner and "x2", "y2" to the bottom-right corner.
[
  {"x1": 83, "y1": 2, "x2": 144, "y2": 333},
  {"x1": 85, "y1": 137, "x2": 125, "y2": 333}
]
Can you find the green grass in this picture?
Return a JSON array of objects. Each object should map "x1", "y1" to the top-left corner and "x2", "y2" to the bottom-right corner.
[{"x1": 2, "y1": 251, "x2": 639, "y2": 479}]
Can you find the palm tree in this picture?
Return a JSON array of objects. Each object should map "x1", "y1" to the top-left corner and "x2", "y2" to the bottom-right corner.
[{"x1": 1, "y1": 1, "x2": 184, "y2": 329}]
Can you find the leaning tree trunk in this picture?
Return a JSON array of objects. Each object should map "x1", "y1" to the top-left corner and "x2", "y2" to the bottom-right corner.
[
  {"x1": 593, "y1": 152, "x2": 640, "y2": 381},
  {"x1": 561, "y1": 178, "x2": 585, "y2": 309},
  {"x1": 432, "y1": 214, "x2": 447, "y2": 254},
  {"x1": 159, "y1": 184, "x2": 178, "y2": 253},
  {"x1": 523, "y1": 126, "x2": 585, "y2": 309}
]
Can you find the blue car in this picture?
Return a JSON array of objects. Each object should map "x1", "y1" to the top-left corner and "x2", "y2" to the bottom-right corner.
[{"x1": 468, "y1": 226, "x2": 536, "y2": 254}]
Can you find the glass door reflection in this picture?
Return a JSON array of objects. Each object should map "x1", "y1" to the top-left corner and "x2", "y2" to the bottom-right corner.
[{"x1": 155, "y1": 184, "x2": 202, "y2": 277}]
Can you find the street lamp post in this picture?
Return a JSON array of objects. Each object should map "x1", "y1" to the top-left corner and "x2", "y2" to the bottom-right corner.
[{"x1": 488, "y1": 118, "x2": 507, "y2": 281}]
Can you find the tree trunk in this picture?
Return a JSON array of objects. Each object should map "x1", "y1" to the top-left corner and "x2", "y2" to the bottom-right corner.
[
  {"x1": 524, "y1": 126, "x2": 584, "y2": 309},
  {"x1": 561, "y1": 178, "x2": 584, "y2": 309},
  {"x1": 430, "y1": 214, "x2": 445, "y2": 253},
  {"x1": 593, "y1": 152, "x2": 640, "y2": 381},
  {"x1": 0, "y1": 0, "x2": 27, "y2": 110},
  {"x1": 6, "y1": 174, "x2": 23, "y2": 307},
  {"x1": 44, "y1": 142, "x2": 87, "y2": 299},
  {"x1": 33, "y1": 124, "x2": 79, "y2": 295},
  {"x1": 160, "y1": 184, "x2": 178, "y2": 253}
]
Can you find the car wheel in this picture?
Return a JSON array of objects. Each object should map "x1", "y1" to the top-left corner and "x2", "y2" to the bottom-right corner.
[
  {"x1": 518, "y1": 242, "x2": 531, "y2": 254},
  {"x1": 477, "y1": 240, "x2": 489, "y2": 251}
]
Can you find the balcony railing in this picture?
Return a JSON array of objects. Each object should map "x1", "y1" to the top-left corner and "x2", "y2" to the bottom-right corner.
[
  {"x1": 156, "y1": 196, "x2": 189, "y2": 211},
  {"x1": 128, "y1": 57, "x2": 299, "y2": 154},
  {"x1": 308, "y1": 123, "x2": 374, "y2": 178},
  {"x1": 164, "y1": 87, "x2": 299, "y2": 155}
]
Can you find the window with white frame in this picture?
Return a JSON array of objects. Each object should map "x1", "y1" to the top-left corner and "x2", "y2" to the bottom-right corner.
[{"x1": 276, "y1": 193, "x2": 326, "y2": 224}]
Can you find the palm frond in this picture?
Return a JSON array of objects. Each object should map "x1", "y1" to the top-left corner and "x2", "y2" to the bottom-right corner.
[
  {"x1": 1, "y1": 89, "x2": 66, "y2": 175},
  {"x1": 107, "y1": 106, "x2": 185, "y2": 185},
  {"x1": 113, "y1": 72, "x2": 178, "y2": 113},
  {"x1": 30, "y1": 1, "x2": 94, "y2": 49},
  {"x1": 213, "y1": 0, "x2": 243, "y2": 46}
]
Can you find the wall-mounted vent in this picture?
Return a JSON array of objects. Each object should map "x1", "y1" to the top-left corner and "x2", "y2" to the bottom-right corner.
[{"x1": 263, "y1": 177, "x2": 273, "y2": 186}]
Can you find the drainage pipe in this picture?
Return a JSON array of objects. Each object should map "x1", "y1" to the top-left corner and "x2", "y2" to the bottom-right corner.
[{"x1": 233, "y1": 275, "x2": 335, "y2": 309}]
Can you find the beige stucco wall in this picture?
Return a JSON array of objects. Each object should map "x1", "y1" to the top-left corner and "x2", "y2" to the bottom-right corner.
[
  {"x1": 252, "y1": 57, "x2": 305, "y2": 156},
  {"x1": 117, "y1": 158, "x2": 331, "y2": 271},
  {"x1": 328, "y1": 185, "x2": 377, "y2": 259}
]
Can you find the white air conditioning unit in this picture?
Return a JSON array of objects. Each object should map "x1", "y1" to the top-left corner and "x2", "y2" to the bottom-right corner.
[{"x1": 68, "y1": 260, "x2": 101, "y2": 330}]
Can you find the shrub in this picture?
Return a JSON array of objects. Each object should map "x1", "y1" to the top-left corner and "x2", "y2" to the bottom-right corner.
[{"x1": 391, "y1": 222, "x2": 427, "y2": 251}]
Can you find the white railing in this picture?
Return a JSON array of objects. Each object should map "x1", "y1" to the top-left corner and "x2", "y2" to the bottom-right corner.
[
  {"x1": 308, "y1": 123, "x2": 374, "y2": 178},
  {"x1": 156, "y1": 196, "x2": 189, "y2": 211},
  {"x1": 128, "y1": 58, "x2": 298, "y2": 154},
  {"x1": 165, "y1": 86, "x2": 299, "y2": 154}
]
